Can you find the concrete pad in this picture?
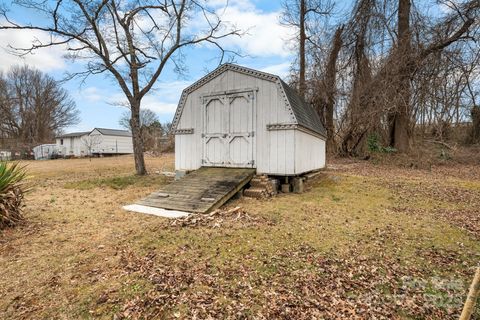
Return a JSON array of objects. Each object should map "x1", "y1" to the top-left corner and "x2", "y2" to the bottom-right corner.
[{"x1": 122, "y1": 204, "x2": 190, "y2": 218}]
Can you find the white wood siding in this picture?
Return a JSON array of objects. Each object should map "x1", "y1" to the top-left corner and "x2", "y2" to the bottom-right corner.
[
  {"x1": 56, "y1": 136, "x2": 87, "y2": 157},
  {"x1": 294, "y1": 130, "x2": 326, "y2": 174},
  {"x1": 56, "y1": 131, "x2": 133, "y2": 156},
  {"x1": 90, "y1": 129, "x2": 133, "y2": 154},
  {"x1": 262, "y1": 129, "x2": 295, "y2": 175},
  {"x1": 176, "y1": 93, "x2": 203, "y2": 170},
  {"x1": 175, "y1": 69, "x2": 325, "y2": 175}
]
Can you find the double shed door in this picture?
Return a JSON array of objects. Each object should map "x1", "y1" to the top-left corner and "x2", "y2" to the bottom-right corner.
[{"x1": 202, "y1": 89, "x2": 256, "y2": 168}]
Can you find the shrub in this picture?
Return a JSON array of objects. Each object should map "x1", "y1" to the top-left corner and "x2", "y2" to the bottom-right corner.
[
  {"x1": 382, "y1": 146, "x2": 397, "y2": 154},
  {"x1": 0, "y1": 162, "x2": 29, "y2": 229},
  {"x1": 439, "y1": 149, "x2": 451, "y2": 160},
  {"x1": 367, "y1": 133, "x2": 397, "y2": 154},
  {"x1": 367, "y1": 133, "x2": 382, "y2": 152}
]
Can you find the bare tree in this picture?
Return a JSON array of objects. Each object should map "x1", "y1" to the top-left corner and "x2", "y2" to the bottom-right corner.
[
  {"x1": 119, "y1": 108, "x2": 159, "y2": 131},
  {"x1": 472, "y1": 107, "x2": 480, "y2": 142},
  {"x1": 119, "y1": 108, "x2": 164, "y2": 151},
  {"x1": 336, "y1": 0, "x2": 479, "y2": 155},
  {"x1": 413, "y1": 48, "x2": 479, "y2": 141},
  {"x1": 0, "y1": 73, "x2": 11, "y2": 141},
  {"x1": 281, "y1": 0, "x2": 333, "y2": 98},
  {"x1": 313, "y1": 25, "x2": 344, "y2": 154},
  {"x1": 387, "y1": 0, "x2": 478, "y2": 151},
  {"x1": 0, "y1": 0, "x2": 241, "y2": 175},
  {"x1": 339, "y1": 0, "x2": 377, "y2": 155},
  {"x1": 81, "y1": 134, "x2": 103, "y2": 159},
  {"x1": 0, "y1": 65, "x2": 79, "y2": 146}
]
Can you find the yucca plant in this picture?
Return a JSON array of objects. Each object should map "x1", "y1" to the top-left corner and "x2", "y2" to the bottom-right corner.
[{"x1": 0, "y1": 161, "x2": 29, "y2": 229}]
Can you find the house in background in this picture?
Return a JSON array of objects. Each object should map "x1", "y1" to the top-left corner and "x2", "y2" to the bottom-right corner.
[
  {"x1": 55, "y1": 131, "x2": 89, "y2": 157},
  {"x1": 55, "y1": 128, "x2": 133, "y2": 157}
]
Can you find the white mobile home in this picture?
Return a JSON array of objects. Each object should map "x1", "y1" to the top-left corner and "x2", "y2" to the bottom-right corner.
[
  {"x1": 55, "y1": 131, "x2": 89, "y2": 157},
  {"x1": 56, "y1": 128, "x2": 133, "y2": 157},
  {"x1": 172, "y1": 64, "x2": 327, "y2": 176}
]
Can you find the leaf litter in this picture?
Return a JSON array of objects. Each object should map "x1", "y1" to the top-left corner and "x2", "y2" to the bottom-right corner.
[
  {"x1": 168, "y1": 206, "x2": 274, "y2": 229},
  {"x1": 114, "y1": 243, "x2": 472, "y2": 320}
]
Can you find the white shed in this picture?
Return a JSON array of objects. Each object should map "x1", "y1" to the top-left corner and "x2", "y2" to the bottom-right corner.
[
  {"x1": 32, "y1": 144, "x2": 62, "y2": 160},
  {"x1": 172, "y1": 64, "x2": 327, "y2": 176}
]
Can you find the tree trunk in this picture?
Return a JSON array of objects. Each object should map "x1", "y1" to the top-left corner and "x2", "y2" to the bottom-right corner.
[
  {"x1": 472, "y1": 106, "x2": 480, "y2": 142},
  {"x1": 298, "y1": 0, "x2": 306, "y2": 98},
  {"x1": 321, "y1": 26, "x2": 344, "y2": 154},
  {"x1": 340, "y1": 0, "x2": 373, "y2": 155},
  {"x1": 390, "y1": 109, "x2": 411, "y2": 151},
  {"x1": 389, "y1": 0, "x2": 412, "y2": 152},
  {"x1": 130, "y1": 101, "x2": 146, "y2": 175}
]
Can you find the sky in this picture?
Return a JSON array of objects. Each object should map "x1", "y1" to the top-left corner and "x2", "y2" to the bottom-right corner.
[{"x1": 0, "y1": 0, "x2": 299, "y2": 133}]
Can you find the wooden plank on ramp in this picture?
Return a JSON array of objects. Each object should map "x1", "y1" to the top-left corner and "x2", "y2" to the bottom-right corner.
[{"x1": 137, "y1": 167, "x2": 256, "y2": 214}]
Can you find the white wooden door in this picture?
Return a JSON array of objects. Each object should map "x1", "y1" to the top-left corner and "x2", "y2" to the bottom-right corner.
[
  {"x1": 203, "y1": 96, "x2": 226, "y2": 165},
  {"x1": 203, "y1": 90, "x2": 255, "y2": 167}
]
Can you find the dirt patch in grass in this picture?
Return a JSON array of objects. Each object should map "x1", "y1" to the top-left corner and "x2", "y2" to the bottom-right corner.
[{"x1": 64, "y1": 174, "x2": 171, "y2": 190}]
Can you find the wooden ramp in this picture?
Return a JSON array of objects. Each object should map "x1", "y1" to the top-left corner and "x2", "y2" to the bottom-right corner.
[{"x1": 137, "y1": 167, "x2": 256, "y2": 214}]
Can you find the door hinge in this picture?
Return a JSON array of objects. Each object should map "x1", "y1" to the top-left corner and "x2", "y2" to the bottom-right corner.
[{"x1": 249, "y1": 131, "x2": 255, "y2": 137}]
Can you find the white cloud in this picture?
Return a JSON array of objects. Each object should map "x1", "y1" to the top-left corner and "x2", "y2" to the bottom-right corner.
[
  {"x1": 151, "y1": 80, "x2": 191, "y2": 100},
  {"x1": 133, "y1": 0, "x2": 293, "y2": 58},
  {"x1": 82, "y1": 87, "x2": 103, "y2": 102},
  {"x1": 141, "y1": 80, "x2": 190, "y2": 115},
  {"x1": 208, "y1": 0, "x2": 255, "y2": 11},
  {"x1": 260, "y1": 62, "x2": 292, "y2": 78},
  {"x1": 191, "y1": 1, "x2": 294, "y2": 58},
  {"x1": 141, "y1": 97, "x2": 178, "y2": 115},
  {"x1": 219, "y1": 6, "x2": 293, "y2": 57},
  {"x1": 141, "y1": 81, "x2": 193, "y2": 114},
  {"x1": 79, "y1": 80, "x2": 189, "y2": 116},
  {"x1": 0, "y1": 27, "x2": 66, "y2": 72},
  {"x1": 0, "y1": 1, "x2": 295, "y2": 73}
]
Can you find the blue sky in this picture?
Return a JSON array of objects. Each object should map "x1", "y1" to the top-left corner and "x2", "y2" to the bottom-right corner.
[
  {"x1": 1, "y1": 0, "x2": 454, "y2": 133},
  {"x1": 0, "y1": 0, "x2": 298, "y2": 133}
]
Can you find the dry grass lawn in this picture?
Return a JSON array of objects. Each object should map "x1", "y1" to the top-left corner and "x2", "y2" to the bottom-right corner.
[{"x1": 1, "y1": 154, "x2": 479, "y2": 319}]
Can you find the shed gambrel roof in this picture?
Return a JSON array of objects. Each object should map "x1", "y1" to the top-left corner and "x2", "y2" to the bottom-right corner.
[
  {"x1": 279, "y1": 79, "x2": 326, "y2": 137},
  {"x1": 172, "y1": 63, "x2": 326, "y2": 138}
]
